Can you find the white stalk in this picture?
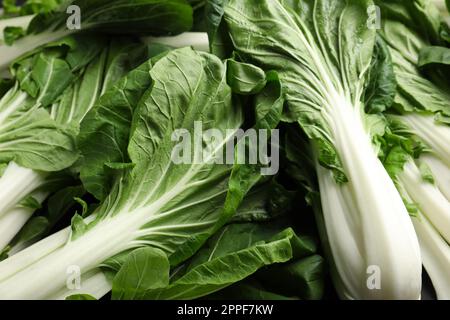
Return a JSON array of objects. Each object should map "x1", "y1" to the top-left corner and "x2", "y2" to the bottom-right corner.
[
  {"x1": 141, "y1": 32, "x2": 210, "y2": 52},
  {"x1": 0, "y1": 190, "x2": 48, "y2": 250},
  {"x1": 48, "y1": 269, "x2": 111, "y2": 300},
  {"x1": 316, "y1": 95, "x2": 422, "y2": 300},
  {"x1": 0, "y1": 162, "x2": 48, "y2": 217},
  {"x1": 420, "y1": 154, "x2": 450, "y2": 200},
  {"x1": 396, "y1": 158, "x2": 450, "y2": 299},
  {"x1": 412, "y1": 212, "x2": 450, "y2": 300},
  {"x1": 0, "y1": 153, "x2": 214, "y2": 299},
  {"x1": 396, "y1": 114, "x2": 450, "y2": 167},
  {"x1": 0, "y1": 213, "x2": 98, "y2": 279},
  {"x1": 399, "y1": 160, "x2": 450, "y2": 243},
  {"x1": 316, "y1": 164, "x2": 364, "y2": 299},
  {"x1": 0, "y1": 227, "x2": 72, "y2": 279},
  {"x1": 0, "y1": 203, "x2": 165, "y2": 299}
]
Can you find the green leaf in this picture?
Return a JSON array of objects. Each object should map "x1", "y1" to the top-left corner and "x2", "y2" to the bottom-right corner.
[
  {"x1": 205, "y1": 0, "x2": 227, "y2": 44},
  {"x1": 46, "y1": 185, "x2": 86, "y2": 225},
  {"x1": 2, "y1": 0, "x2": 21, "y2": 15},
  {"x1": 65, "y1": 35, "x2": 108, "y2": 72},
  {"x1": 28, "y1": 0, "x2": 194, "y2": 36},
  {"x1": 112, "y1": 247, "x2": 170, "y2": 300},
  {"x1": 3, "y1": 26, "x2": 25, "y2": 45},
  {"x1": 0, "y1": 36, "x2": 144, "y2": 173},
  {"x1": 255, "y1": 255, "x2": 326, "y2": 300},
  {"x1": 377, "y1": 0, "x2": 441, "y2": 45},
  {"x1": 230, "y1": 180, "x2": 294, "y2": 223},
  {"x1": 205, "y1": 0, "x2": 232, "y2": 57},
  {"x1": 78, "y1": 47, "x2": 249, "y2": 273},
  {"x1": 141, "y1": 226, "x2": 315, "y2": 300},
  {"x1": 73, "y1": 197, "x2": 89, "y2": 217},
  {"x1": 32, "y1": 52, "x2": 75, "y2": 107},
  {"x1": 0, "y1": 0, "x2": 195, "y2": 71},
  {"x1": 0, "y1": 102, "x2": 78, "y2": 171},
  {"x1": 383, "y1": 146, "x2": 411, "y2": 179},
  {"x1": 15, "y1": 57, "x2": 40, "y2": 97},
  {"x1": 0, "y1": 163, "x2": 7, "y2": 177},
  {"x1": 226, "y1": 59, "x2": 267, "y2": 95},
  {"x1": 13, "y1": 216, "x2": 49, "y2": 244},
  {"x1": 2, "y1": 0, "x2": 64, "y2": 17},
  {"x1": 418, "y1": 161, "x2": 435, "y2": 184},
  {"x1": 70, "y1": 214, "x2": 88, "y2": 241},
  {"x1": 18, "y1": 195, "x2": 41, "y2": 209},
  {"x1": 418, "y1": 46, "x2": 450, "y2": 68},
  {"x1": 365, "y1": 36, "x2": 397, "y2": 114},
  {"x1": 378, "y1": 1, "x2": 450, "y2": 117},
  {"x1": 78, "y1": 60, "x2": 155, "y2": 200}
]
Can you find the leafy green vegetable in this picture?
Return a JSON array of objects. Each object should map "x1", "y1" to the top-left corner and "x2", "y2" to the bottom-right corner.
[
  {"x1": 204, "y1": 0, "x2": 232, "y2": 57},
  {"x1": 376, "y1": 0, "x2": 450, "y2": 300},
  {"x1": 112, "y1": 247, "x2": 170, "y2": 300},
  {"x1": 377, "y1": 0, "x2": 450, "y2": 118},
  {"x1": 0, "y1": 0, "x2": 195, "y2": 72},
  {"x1": 0, "y1": 47, "x2": 276, "y2": 299},
  {"x1": 0, "y1": 35, "x2": 151, "y2": 251},
  {"x1": 124, "y1": 177, "x2": 324, "y2": 301},
  {"x1": 255, "y1": 255, "x2": 325, "y2": 300},
  {"x1": 364, "y1": 36, "x2": 397, "y2": 114},
  {"x1": 220, "y1": 0, "x2": 422, "y2": 299},
  {"x1": 418, "y1": 46, "x2": 450, "y2": 68},
  {"x1": 115, "y1": 227, "x2": 313, "y2": 300},
  {"x1": 226, "y1": 59, "x2": 267, "y2": 95}
]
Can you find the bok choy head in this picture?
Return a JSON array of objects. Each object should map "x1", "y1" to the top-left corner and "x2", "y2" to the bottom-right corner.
[
  {"x1": 0, "y1": 47, "x2": 281, "y2": 299},
  {"x1": 218, "y1": 0, "x2": 422, "y2": 299},
  {"x1": 376, "y1": 0, "x2": 450, "y2": 300}
]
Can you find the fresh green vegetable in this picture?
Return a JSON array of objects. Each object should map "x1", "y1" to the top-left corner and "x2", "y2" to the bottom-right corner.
[
  {"x1": 374, "y1": 0, "x2": 450, "y2": 300},
  {"x1": 50, "y1": 179, "x2": 325, "y2": 300},
  {"x1": 218, "y1": 0, "x2": 422, "y2": 299},
  {"x1": 0, "y1": 35, "x2": 151, "y2": 252},
  {"x1": 111, "y1": 226, "x2": 314, "y2": 300},
  {"x1": 0, "y1": 0, "x2": 448, "y2": 302},
  {"x1": 0, "y1": 47, "x2": 279, "y2": 299},
  {"x1": 0, "y1": 0, "x2": 195, "y2": 72}
]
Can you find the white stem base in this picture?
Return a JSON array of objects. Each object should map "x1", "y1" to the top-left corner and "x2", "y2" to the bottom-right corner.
[
  {"x1": 0, "y1": 162, "x2": 48, "y2": 217},
  {"x1": 0, "y1": 191, "x2": 48, "y2": 250},
  {"x1": 48, "y1": 269, "x2": 111, "y2": 300},
  {"x1": 316, "y1": 95, "x2": 421, "y2": 299},
  {"x1": 399, "y1": 160, "x2": 450, "y2": 243}
]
